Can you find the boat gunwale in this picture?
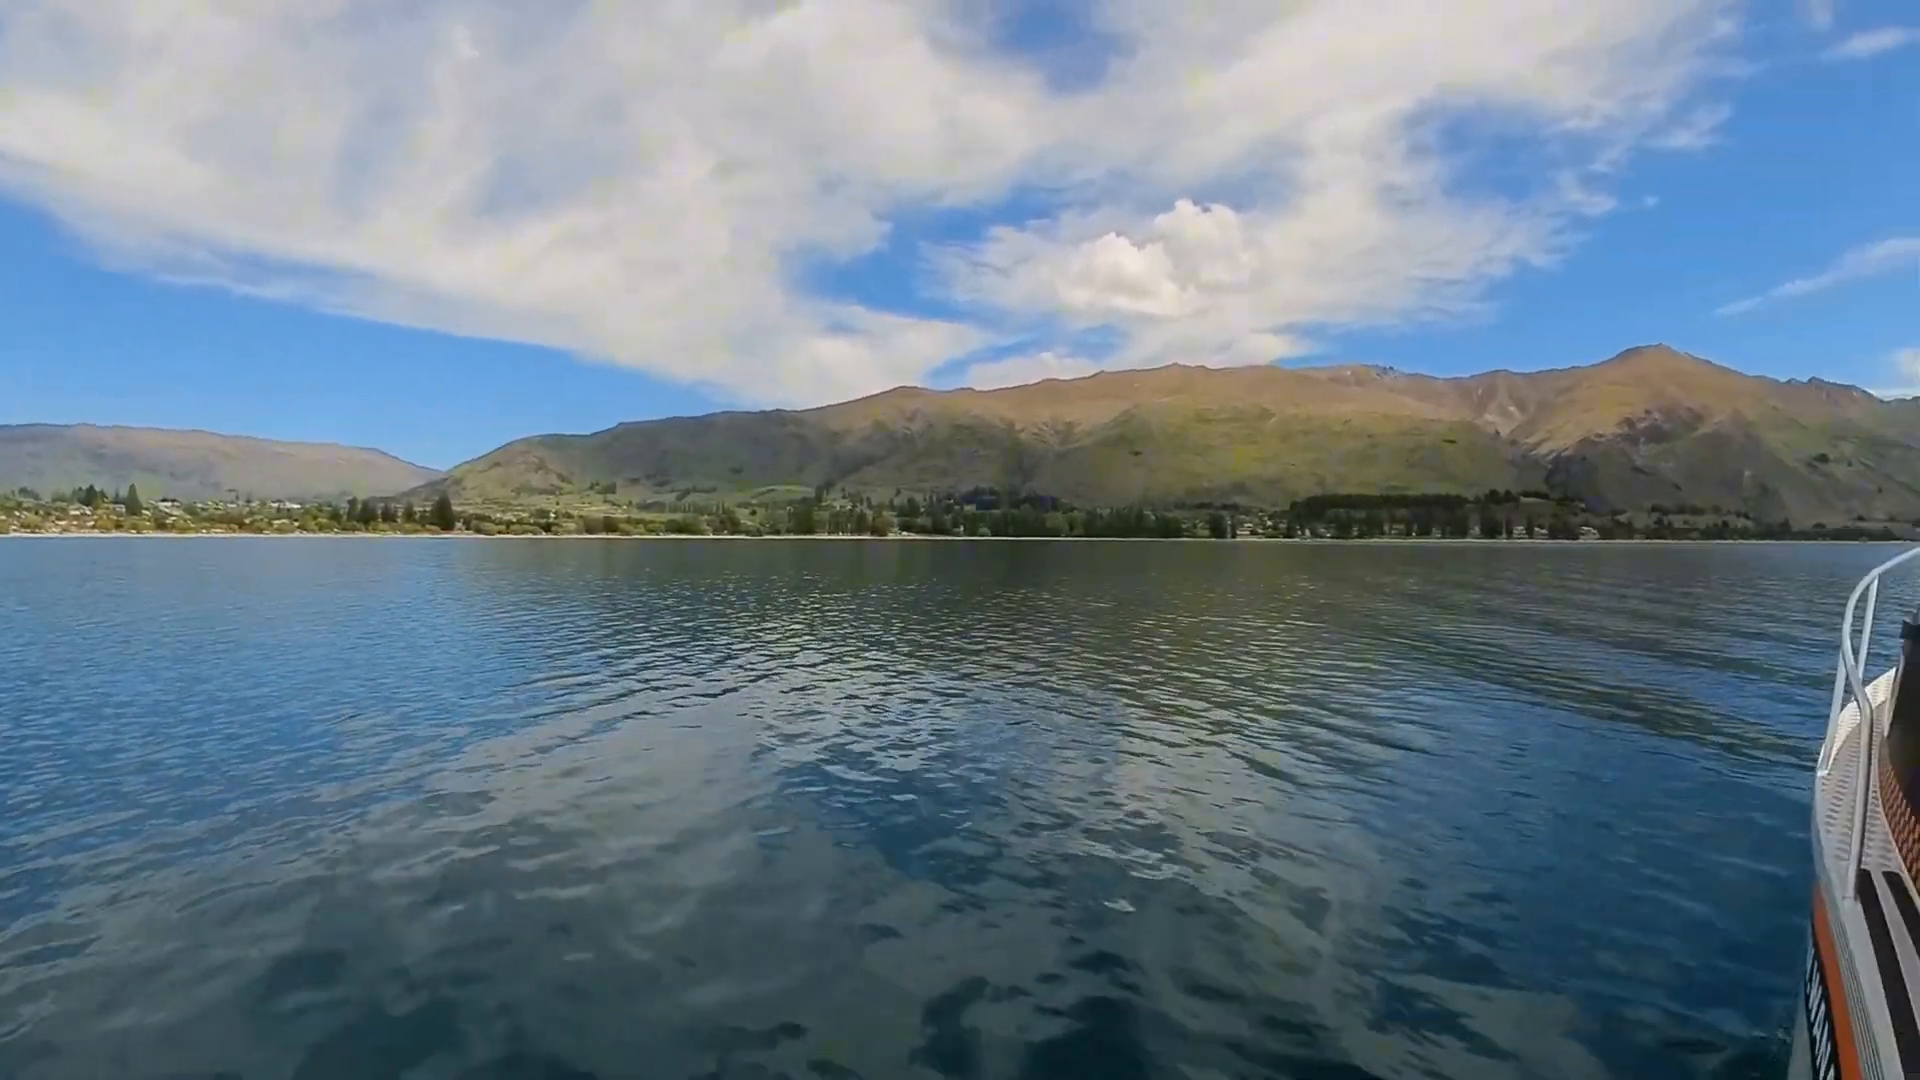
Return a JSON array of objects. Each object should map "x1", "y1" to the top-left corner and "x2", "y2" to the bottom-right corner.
[
  {"x1": 1822, "y1": 548, "x2": 1920, "y2": 899},
  {"x1": 1808, "y1": 546, "x2": 1920, "y2": 1080}
]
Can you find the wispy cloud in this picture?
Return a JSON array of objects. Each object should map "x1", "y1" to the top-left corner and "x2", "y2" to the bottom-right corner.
[
  {"x1": 1648, "y1": 102, "x2": 1733, "y2": 149},
  {"x1": 1822, "y1": 26, "x2": 1920, "y2": 60},
  {"x1": 1716, "y1": 237, "x2": 1920, "y2": 316},
  {"x1": 1804, "y1": 0, "x2": 1838, "y2": 30},
  {"x1": 0, "y1": 1, "x2": 1743, "y2": 405}
]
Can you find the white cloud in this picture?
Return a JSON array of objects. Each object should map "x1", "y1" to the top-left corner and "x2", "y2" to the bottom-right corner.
[
  {"x1": 1822, "y1": 26, "x2": 1920, "y2": 60},
  {"x1": 962, "y1": 351, "x2": 1103, "y2": 390},
  {"x1": 1869, "y1": 347, "x2": 1920, "y2": 399},
  {"x1": 1804, "y1": 0, "x2": 1838, "y2": 30},
  {"x1": 969, "y1": 200, "x2": 1259, "y2": 323},
  {"x1": 0, "y1": 0, "x2": 1741, "y2": 406},
  {"x1": 1899, "y1": 347, "x2": 1920, "y2": 379},
  {"x1": 1716, "y1": 237, "x2": 1920, "y2": 315}
]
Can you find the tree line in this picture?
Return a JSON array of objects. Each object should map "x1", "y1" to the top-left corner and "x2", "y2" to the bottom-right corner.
[
  {"x1": 6, "y1": 480, "x2": 1910, "y2": 543},
  {"x1": 290, "y1": 494, "x2": 460, "y2": 531},
  {"x1": 4, "y1": 485, "x2": 459, "y2": 532},
  {"x1": 36, "y1": 483, "x2": 149, "y2": 513}
]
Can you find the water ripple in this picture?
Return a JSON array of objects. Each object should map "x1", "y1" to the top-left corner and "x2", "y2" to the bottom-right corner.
[{"x1": 0, "y1": 538, "x2": 1900, "y2": 1079}]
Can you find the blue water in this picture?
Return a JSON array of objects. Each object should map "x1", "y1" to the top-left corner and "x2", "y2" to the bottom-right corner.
[{"x1": 0, "y1": 538, "x2": 1907, "y2": 1079}]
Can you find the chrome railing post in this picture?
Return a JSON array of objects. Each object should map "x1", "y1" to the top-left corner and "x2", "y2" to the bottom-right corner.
[
  {"x1": 1862, "y1": 578, "x2": 1881, "y2": 680},
  {"x1": 1853, "y1": 579, "x2": 1883, "y2": 893},
  {"x1": 1824, "y1": 647, "x2": 1849, "y2": 772},
  {"x1": 1850, "y1": 688, "x2": 1874, "y2": 899}
]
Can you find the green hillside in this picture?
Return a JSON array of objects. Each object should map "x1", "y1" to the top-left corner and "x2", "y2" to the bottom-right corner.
[
  {"x1": 0, "y1": 424, "x2": 440, "y2": 501},
  {"x1": 410, "y1": 344, "x2": 1920, "y2": 524}
]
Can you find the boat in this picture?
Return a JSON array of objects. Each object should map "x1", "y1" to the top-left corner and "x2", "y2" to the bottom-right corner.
[{"x1": 1797, "y1": 547, "x2": 1920, "y2": 1079}]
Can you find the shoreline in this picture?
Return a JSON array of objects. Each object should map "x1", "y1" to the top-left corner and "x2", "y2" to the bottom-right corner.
[{"x1": 0, "y1": 531, "x2": 1905, "y2": 546}]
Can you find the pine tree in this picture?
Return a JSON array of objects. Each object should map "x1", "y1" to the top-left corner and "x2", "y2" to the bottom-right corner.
[
  {"x1": 430, "y1": 493, "x2": 457, "y2": 531},
  {"x1": 1477, "y1": 507, "x2": 1501, "y2": 539},
  {"x1": 124, "y1": 483, "x2": 144, "y2": 515}
]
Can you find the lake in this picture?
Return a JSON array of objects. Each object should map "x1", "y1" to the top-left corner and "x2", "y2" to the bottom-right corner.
[{"x1": 0, "y1": 538, "x2": 1905, "y2": 1080}]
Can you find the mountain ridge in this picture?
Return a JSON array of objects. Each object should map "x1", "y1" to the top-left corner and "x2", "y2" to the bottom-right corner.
[
  {"x1": 0, "y1": 424, "x2": 441, "y2": 501},
  {"x1": 416, "y1": 344, "x2": 1920, "y2": 525},
  {"x1": 9, "y1": 347, "x2": 1914, "y2": 524}
]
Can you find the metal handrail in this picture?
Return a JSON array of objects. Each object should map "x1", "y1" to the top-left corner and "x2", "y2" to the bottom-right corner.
[{"x1": 1824, "y1": 546, "x2": 1920, "y2": 899}]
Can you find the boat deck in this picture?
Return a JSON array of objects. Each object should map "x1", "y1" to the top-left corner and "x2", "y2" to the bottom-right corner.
[{"x1": 1815, "y1": 669, "x2": 1920, "y2": 1079}]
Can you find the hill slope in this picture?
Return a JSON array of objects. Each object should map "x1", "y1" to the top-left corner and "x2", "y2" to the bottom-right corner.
[
  {"x1": 0, "y1": 425, "x2": 440, "y2": 501},
  {"x1": 418, "y1": 345, "x2": 1920, "y2": 524}
]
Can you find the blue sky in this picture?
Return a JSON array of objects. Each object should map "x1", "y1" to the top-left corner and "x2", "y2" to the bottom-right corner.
[{"x1": 0, "y1": 0, "x2": 1914, "y2": 469}]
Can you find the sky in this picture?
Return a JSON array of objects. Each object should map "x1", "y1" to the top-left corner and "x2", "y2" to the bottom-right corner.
[{"x1": 0, "y1": 0, "x2": 1914, "y2": 469}]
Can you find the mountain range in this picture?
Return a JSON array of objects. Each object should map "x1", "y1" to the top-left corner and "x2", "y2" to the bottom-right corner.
[
  {"x1": 416, "y1": 345, "x2": 1920, "y2": 526},
  {"x1": 0, "y1": 424, "x2": 439, "y2": 502},
  {"x1": 7, "y1": 345, "x2": 1919, "y2": 524}
]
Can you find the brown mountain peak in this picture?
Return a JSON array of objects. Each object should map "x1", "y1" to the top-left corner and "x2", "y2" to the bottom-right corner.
[{"x1": 1595, "y1": 344, "x2": 1718, "y2": 371}]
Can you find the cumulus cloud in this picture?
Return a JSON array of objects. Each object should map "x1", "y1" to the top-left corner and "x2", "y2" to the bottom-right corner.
[
  {"x1": 962, "y1": 351, "x2": 1103, "y2": 390},
  {"x1": 1716, "y1": 237, "x2": 1920, "y2": 316},
  {"x1": 1822, "y1": 26, "x2": 1920, "y2": 60},
  {"x1": 0, "y1": 0, "x2": 1740, "y2": 405},
  {"x1": 960, "y1": 200, "x2": 1259, "y2": 324}
]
